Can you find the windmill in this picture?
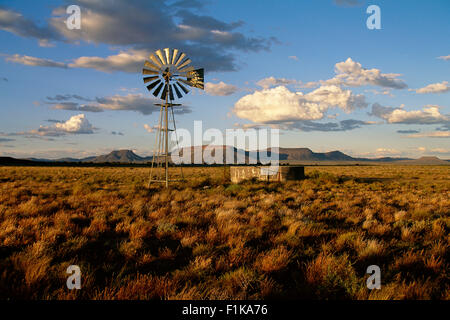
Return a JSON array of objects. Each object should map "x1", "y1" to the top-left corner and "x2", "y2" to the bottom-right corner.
[{"x1": 143, "y1": 48, "x2": 204, "y2": 187}]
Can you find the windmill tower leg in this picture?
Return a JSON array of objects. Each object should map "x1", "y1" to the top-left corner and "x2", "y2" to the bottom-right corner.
[
  {"x1": 164, "y1": 103, "x2": 169, "y2": 188},
  {"x1": 170, "y1": 106, "x2": 184, "y2": 180},
  {"x1": 149, "y1": 104, "x2": 163, "y2": 188}
]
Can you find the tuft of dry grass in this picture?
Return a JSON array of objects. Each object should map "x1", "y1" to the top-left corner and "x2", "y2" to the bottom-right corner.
[
  {"x1": 305, "y1": 252, "x2": 359, "y2": 299},
  {"x1": 255, "y1": 246, "x2": 291, "y2": 273}
]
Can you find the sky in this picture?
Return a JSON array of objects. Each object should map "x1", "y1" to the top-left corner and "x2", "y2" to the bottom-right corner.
[{"x1": 0, "y1": 0, "x2": 449, "y2": 159}]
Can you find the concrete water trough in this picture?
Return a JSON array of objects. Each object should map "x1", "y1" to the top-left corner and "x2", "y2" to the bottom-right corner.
[{"x1": 230, "y1": 166, "x2": 305, "y2": 183}]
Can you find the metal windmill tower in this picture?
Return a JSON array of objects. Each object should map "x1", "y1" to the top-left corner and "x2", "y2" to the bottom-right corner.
[{"x1": 142, "y1": 48, "x2": 204, "y2": 187}]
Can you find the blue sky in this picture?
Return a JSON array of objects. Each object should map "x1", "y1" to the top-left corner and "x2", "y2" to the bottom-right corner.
[{"x1": 0, "y1": 0, "x2": 449, "y2": 159}]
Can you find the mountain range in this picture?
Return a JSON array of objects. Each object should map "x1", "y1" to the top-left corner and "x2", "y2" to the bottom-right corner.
[{"x1": 1, "y1": 147, "x2": 449, "y2": 165}]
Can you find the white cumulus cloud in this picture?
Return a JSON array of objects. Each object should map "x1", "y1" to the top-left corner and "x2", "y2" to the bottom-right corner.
[
  {"x1": 256, "y1": 77, "x2": 301, "y2": 89},
  {"x1": 205, "y1": 81, "x2": 238, "y2": 96},
  {"x1": 144, "y1": 124, "x2": 161, "y2": 133},
  {"x1": 374, "y1": 148, "x2": 401, "y2": 156},
  {"x1": 412, "y1": 81, "x2": 450, "y2": 94},
  {"x1": 437, "y1": 55, "x2": 450, "y2": 61},
  {"x1": 233, "y1": 85, "x2": 367, "y2": 123},
  {"x1": 53, "y1": 114, "x2": 94, "y2": 134},
  {"x1": 371, "y1": 104, "x2": 449, "y2": 124},
  {"x1": 406, "y1": 131, "x2": 450, "y2": 138},
  {"x1": 20, "y1": 114, "x2": 96, "y2": 137},
  {"x1": 321, "y1": 58, "x2": 407, "y2": 89}
]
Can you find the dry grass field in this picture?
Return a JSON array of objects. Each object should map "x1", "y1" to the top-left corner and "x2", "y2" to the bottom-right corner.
[{"x1": 0, "y1": 165, "x2": 448, "y2": 300}]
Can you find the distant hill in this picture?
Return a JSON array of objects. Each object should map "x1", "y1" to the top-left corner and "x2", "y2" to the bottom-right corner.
[
  {"x1": 1, "y1": 147, "x2": 448, "y2": 165},
  {"x1": 0, "y1": 157, "x2": 36, "y2": 165},
  {"x1": 362, "y1": 157, "x2": 413, "y2": 162},
  {"x1": 274, "y1": 148, "x2": 355, "y2": 161},
  {"x1": 395, "y1": 156, "x2": 450, "y2": 165},
  {"x1": 86, "y1": 150, "x2": 148, "y2": 163}
]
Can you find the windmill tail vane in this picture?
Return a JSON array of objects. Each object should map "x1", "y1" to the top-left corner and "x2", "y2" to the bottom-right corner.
[{"x1": 142, "y1": 48, "x2": 204, "y2": 187}]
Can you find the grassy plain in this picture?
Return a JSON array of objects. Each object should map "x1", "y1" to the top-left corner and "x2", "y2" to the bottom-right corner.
[{"x1": 0, "y1": 165, "x2": 448, "y2": 299}]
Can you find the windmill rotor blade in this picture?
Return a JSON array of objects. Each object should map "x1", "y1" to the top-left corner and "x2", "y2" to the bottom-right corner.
[
  {"x1": 142, "y1": 69, "x2": 159, "y2": 75},
  {"x1": 177, "y1": 58, "x2": 192, "y2": 70},
  {"x1": 173, "y1": 83, "x2": 183, "y2": 98},
  {"x1": 164, "y1": 48, "x2": 171, "y2": 65},
  {"x1": 146, "y1": 79, "x2": 161, "y2": 90},
  {"x1": 144, "y1": 60, "x2": 160, "y2": 71},
  {"x1": 155, "y1": 50, "x2": 166, "y2": 66},
  {"x1": 169, "y1": 84, "x2": 175, "y2": 101},
  {"x1": 171, "y1": 49, "x2": 179, "y2": 65},
  {"x1": 161, "y1": 84, "x2": 168, "y2": 100},
  {"x1": 178, "y1": 66, "x2": 194, "y2": 74},
  {"x1": 176, "y1": 80, "x2": 190, "y2": 94},
  {"x1": 153, "y1": 82, "x2": 164, "y2": 97},
  {"x1": 175, "y1": 53, "x2": 186, "y2": 67},
  {"x1": 143, "y1": 76, "x2": 159, "y2": 84},
  {"x1": 149, "y1": 54, "x2": 163, "y2": 68},
  {"x1": 178, "y1": 79, "x2": 192, "y2": 89}
]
